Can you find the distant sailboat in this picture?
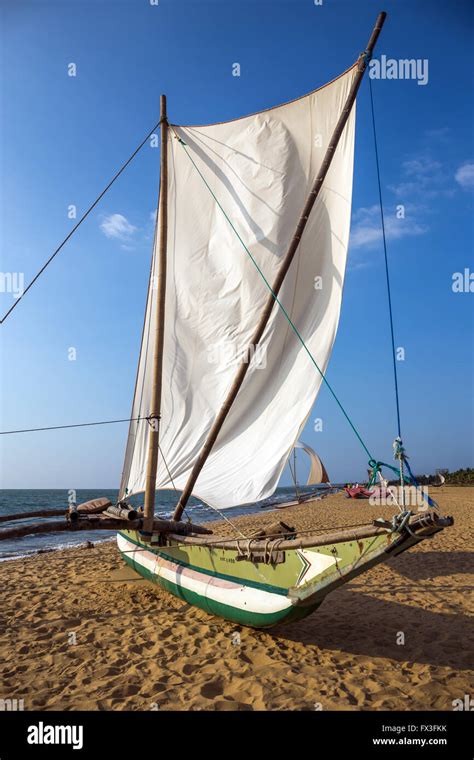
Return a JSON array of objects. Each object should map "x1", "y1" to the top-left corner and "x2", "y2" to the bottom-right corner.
[
  {"x1": 267, "y1": 441, "x2": 332, "y2": 510},
  {"x1": 294, "y1": 441, "x2": 330, "y2": 487}
]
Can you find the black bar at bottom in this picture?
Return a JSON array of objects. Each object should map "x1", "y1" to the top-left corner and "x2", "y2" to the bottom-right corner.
[{"x1": 0, "y1": 709, "x2": 471, "y2": 758}]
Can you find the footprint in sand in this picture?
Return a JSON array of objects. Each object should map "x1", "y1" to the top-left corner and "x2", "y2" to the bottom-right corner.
[
  {"x1": 213, "y1": 699, "x2": 253, "y2": 711},
  {"x1": 200, "y1": 676, "x2": 225, "y2": 699}
]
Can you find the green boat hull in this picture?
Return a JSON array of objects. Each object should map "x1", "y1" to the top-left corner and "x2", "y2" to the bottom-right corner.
[{"x1": 117, "y1": 510, "x2": 450, "y2": 628}]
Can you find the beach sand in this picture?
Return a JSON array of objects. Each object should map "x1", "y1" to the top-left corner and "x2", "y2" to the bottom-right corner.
[{"x1": 0, "y1": 486, "x2": 472, "y2": 711}]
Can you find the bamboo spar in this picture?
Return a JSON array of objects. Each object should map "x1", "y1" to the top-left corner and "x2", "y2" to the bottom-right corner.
[
  {"x1": 0, "y1": 517, "x2": 213, "y2": 542},
  {"x1": 143, "y1": 95, "x2": 168, "y2": 535},
  {"x1": 173, "y1": 12, "x2": 387, "y2": 522}
]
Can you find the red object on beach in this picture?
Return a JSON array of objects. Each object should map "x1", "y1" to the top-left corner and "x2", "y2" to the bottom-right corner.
[{"x1": 344, "y1": 486, "x2": 374, "y2": 499}]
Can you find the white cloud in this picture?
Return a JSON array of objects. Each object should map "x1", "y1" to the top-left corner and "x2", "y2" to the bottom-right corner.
[
  {"x1": 100, "y1": 213, "x2": 137, "y2": 241},
  {"x1": 455, "y1": 162, "x2": 474, "y2": 190},
  {"x1": 402, "y1": 156, "x2": 442, "y2": 177},
  {"x1": 350, "y1": 205, "x2": 428, "y2": 251},
  {"x1": 149, "y1": 210, "x2": 157, "y2": 223},
  {"x1": 389, "y1": 155, "x2": 451, "y2": 199},
  {"x1": 424, "y1": 127, "x2": 450, "y2": 142}
]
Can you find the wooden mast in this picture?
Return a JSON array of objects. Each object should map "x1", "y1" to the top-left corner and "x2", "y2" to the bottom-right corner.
[
  {"x1": 143, "y1": 94, "x2": 168, "y2": 537},
  {"x1": 173, "y1": 12, "x2": 387, "y2": 522}
]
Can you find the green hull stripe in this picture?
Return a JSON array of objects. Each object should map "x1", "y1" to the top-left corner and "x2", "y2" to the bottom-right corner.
[
  {"x1": 121, "y1": 551, "x2": 319, "y2": 628},
  {"x1": 118, "y1": 530, "x2": 290, "y2": 597}
]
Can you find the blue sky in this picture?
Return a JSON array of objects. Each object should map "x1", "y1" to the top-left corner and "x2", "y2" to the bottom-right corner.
[{"x1": 1, "y1": 0, "x2": 473, "y2": 491}]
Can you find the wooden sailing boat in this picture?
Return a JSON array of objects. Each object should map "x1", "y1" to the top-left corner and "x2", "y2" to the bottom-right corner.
[
  {"x1": 1, "y1": 12, "x2": 453, "y2": 628},
  {"x1": 114, "y1": 11, "x2": 452, "y2": 627}
]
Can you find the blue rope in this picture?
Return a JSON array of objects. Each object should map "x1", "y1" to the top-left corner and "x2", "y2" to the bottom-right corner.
[
  {"x1": 368, "y1": 77, "x2": 402, "y2": 440},
  {"x1": 404, "y1": 458, "x2": 438, "y2": 510},
  {"x1": 360, "y1": 48, "x2": 373, "y2": 67}
]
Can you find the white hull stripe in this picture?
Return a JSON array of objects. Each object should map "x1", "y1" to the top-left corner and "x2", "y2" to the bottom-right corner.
[{"x1": 117, "y1": 534, "x2": 292, "y2": 615}]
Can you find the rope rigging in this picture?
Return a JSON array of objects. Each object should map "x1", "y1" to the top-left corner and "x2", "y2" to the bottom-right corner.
[
  {"x1": 0, "y1": 417, "x2": 142, "y2": 435},
  {"x1": 368, "y1": 76, "x2": 402, "y2": 440},
  {"x1": 0, "y1": 77, "x2": 438, "y2": 514},
  {"x1": 367, "y1": 80, "x2": 438, "y2": 509},
  {"x1": 0, "y1": 118, "x2": 162, "y2": 324}
]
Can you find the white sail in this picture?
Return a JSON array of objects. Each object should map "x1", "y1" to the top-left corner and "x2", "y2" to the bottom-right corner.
[
  {"x1": 120, "y1": 64, "x2": 357, "y2": 507},
  {"x1": 294, "y1": 442, "x2": 330, "y2": 485}
]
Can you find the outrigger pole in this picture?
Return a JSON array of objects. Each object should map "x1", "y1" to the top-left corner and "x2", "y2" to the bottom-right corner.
[
  {"x1": 0, "y1": 496, "x2": 213, "y2": 543},
  {"x1": 143, "y1": 94, "x2": 169, "y2": 537},
  {"x1": 173, "y1": 12, "x2": 387, "y2": 522}
]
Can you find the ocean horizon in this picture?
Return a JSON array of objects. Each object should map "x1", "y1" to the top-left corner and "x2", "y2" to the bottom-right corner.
[{"x1": 0, "y1": 485, "x2": 333, "y2": 560}]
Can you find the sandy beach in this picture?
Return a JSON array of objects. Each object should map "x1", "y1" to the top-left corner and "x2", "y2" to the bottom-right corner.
[{"x1": 0, "y1": 486, "x2": 472, "y2": 711}]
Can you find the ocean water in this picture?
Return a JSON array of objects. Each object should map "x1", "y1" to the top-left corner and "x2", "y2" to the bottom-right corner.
[{"x1": 0, "y1": 486, "x2": 330, "y2": 560}]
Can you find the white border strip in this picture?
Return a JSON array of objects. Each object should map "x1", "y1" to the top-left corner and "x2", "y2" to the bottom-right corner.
[{"x1": 117, "y1": 534, "x2": 291, "y2": 615}]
